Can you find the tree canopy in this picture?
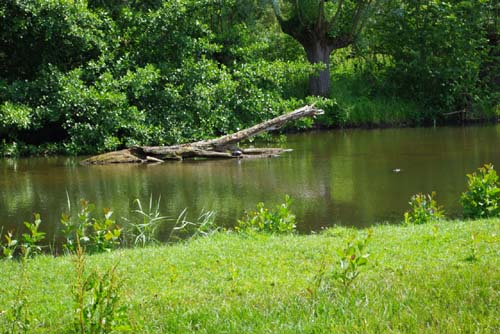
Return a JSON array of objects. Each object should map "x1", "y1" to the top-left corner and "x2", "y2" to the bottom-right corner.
[{"x1": 0, "y1": 0, "x2": 498, "y2": 156}]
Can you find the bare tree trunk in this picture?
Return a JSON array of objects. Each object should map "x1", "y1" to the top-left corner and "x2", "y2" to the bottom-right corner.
[
  {"x1": 81, "y1": 105, "x2": 324, "y2": 165},
  {"x1": 305, "y1": 40, "x2": 333, "y2": 97}
]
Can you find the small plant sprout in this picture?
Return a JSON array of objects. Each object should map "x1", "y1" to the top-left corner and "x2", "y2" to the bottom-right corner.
[
  {"x1": 0, "y1": 214, "x2": 44, "y2": 332},
  {"x1": 404, "y1": 192, "x2": 445, "y2": 225},
  {"x1": 465, "y1": 231, "x2": 481, "y2": 262},
  {"x1": 311, "y1": 230, "x2": 373, "y2": 294},
  {"x1": 1, "y1": 213, "x2": 46, "y2": 260},
  {"x1": 60, "y1": 200, "x2": 94, "y2": 252},
  {"x1": 333, "y1": 230, "x2": 372, "y2": 287}
]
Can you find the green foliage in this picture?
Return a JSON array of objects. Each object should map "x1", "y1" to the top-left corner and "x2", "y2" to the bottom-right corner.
[
  {"x1": 331, "y1": 230, "x2": 372, "y2": 287},
  {"x1": 0, "y1": 102, "x2": 32, "y2": 131},
  {"x1": 461, "y1": 164, "x2": 500, "y2": 219},
  {"x1": 0, "y1": 0, "x2": 108, "y2": 80},
  {"x1": 311, "y1": 230, "x2": 372, "y2": 290},
  {"x1": 237, "y1": 195, "x2": 296, "y2": 234},
  {"x1": 61, "y1": 200, "x2": 122, "y2": 254},
  {"x1": 72, "y1": 230, "x2": 128, "y2": 334},
  {"x1": 20, "y1": 214, "x2": 46, "y2": 257},
  {"x1": 273, "y1": 0, "x2": 374, "y2": 41},
  {"x1": 1, "y1": 232, "x2": 18, "y2": 260},
  {"x1": 73, "y1": 261, "x2": 127, "y2": 334},
  {"x1": 0, "y1": 214, "x2": 46, "y2": 260},
  {"x1": 90, "y1": 208, "x2": 122, "y2": 254},
  {"x1": 370, "y1": 0, "x2": 497, "y2": 114},
  {"x1": 0, "y1": 260, "x2": 31, "y2": 334},
  {"x1": 404, "y1": 192, "x2": 445, "y2": 225},
  {"x1": 0, "y1": 216, "x2": 44, "y2": 333},
  {"x1": 0, "y1": 0, "x2": 498, "y2": 155},
  {"x1": 58, "y1": 69, "x2": 153, "y2": 154}
]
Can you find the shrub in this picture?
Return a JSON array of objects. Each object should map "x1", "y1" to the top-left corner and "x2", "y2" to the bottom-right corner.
[
  {"x1": 461, "y1": 164, "x2": 500, "y2": 219},
  {"x1": 236, "y1": 195, "x2": 296, "y2": 234},
  {"x1": 0, "y1": 214, "x2": 46, "y2": 259},
  {"x1": 60, "y1": 200, "x2": 122, "y2": 254},
  {"x1": 404, "y1": 192, "x2": 445, "y2": 225}
]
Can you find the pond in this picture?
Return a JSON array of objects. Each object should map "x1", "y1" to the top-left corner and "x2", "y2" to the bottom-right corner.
[{"x1": 1, "y1": 125, "x2": 499, "y2": 242}]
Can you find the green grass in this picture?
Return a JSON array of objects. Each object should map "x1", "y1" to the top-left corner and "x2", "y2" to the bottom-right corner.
[{"x1": 1, "y1": 219, "x2": 500, "y2": 333}]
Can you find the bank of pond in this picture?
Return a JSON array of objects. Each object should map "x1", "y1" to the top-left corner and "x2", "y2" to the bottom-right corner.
[{"x1": 0, "y1": 218, "x2": 499, "y2": 333}]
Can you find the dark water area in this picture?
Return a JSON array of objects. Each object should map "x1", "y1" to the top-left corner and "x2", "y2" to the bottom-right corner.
[{"x1": 1, "y1": 125, "x2": 499, "y2": 242}]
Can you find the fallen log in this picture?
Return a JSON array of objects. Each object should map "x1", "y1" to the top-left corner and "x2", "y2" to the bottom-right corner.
[{"x1": 80, "y1": 105, "x2": 323, "y2": 165}]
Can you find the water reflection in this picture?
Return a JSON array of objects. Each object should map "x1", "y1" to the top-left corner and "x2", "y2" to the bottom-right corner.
[{"x1": 1, "y1": 125, "x2": 499, "y2": 241}]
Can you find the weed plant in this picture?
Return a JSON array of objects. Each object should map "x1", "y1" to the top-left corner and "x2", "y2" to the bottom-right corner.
[
  {"x1": 124, "y1": 195, "x2": 169, "y2": 247},
  {"x1": 60, "y1": 201, "x2": 129, "y2": 333},
  {"x1": 313, "y1": 229, "x2": 372, "y2": 294},
  {"x1": 72, "y1": 237, "x2": 128, "y2": 334},
  {"x1": 61, "y1": 200, "x2": 122, "y2": 254},
  {"x1": 404, "y1": 192, "x2": 445, "y2": 225},
  {"x1": 168, "y1": 209, "x2": 219, "y2": 241},
  {"x1": 237, "y1": 195, "x2": 296, "y2": 234}
]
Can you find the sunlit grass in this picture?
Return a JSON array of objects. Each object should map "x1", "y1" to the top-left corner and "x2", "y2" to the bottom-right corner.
[{"x1": 1, "y1": 219, "x2": 500, "y2": 333}]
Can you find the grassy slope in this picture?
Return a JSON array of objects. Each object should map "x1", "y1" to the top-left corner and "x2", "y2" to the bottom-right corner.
[{"x1": 1, "y1": 219, "x2": 500, "y2": 333}]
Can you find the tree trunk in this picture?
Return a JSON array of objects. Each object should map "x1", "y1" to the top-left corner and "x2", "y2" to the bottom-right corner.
[{"x1": 304, "y1": 40, "x2": 333, "y2": 97}]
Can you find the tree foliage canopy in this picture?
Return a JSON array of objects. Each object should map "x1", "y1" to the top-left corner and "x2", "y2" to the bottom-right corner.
[{"x1": 0, "y1": 0, "x2": 498, "y2": 156}]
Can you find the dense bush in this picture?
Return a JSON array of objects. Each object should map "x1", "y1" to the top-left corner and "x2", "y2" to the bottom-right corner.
[
  {"x1": 461, "y1": 164, "x2": 500, "y2": 219},
  {"x1": 369, "y1": 0, "x2": 499, "y2": 117}
]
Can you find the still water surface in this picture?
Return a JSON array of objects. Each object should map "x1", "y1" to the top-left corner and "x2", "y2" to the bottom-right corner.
[{"x1": 1, "y1": 125, "x2": 499, "y2": 241}]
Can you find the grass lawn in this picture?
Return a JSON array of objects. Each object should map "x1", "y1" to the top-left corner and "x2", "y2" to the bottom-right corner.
[{"x1": 1, "y1": 219, "x2": 499, "y2": 333}]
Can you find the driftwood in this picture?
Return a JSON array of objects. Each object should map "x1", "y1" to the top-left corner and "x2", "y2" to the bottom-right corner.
[{"x1": 80, "y1": 105, "x2": 324, "y2": 165}]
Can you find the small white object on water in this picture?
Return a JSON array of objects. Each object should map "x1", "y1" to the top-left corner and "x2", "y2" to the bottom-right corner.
[{"x1": 392, "y1": 168, "x2": 402, "y2": 173}]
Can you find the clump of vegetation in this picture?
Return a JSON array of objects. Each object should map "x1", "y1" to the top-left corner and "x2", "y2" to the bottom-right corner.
[
  {"x1": 461, "y1": 164, "x2": 500, "y2": 219},
  {"x1": 404, "y1": 192, "x2": 445, "y2": 225},
  {"x1": 125, "y1": 196, "x2": 170, "y2": 247},
  {"x1": 236, "y1": 195, "x2": 296, "y2": 234},
  {"x1": 72, "y1": 239, "x2": 129, "y2": 334},
  {"x1": 1, "y1": 0, "x2": 498, "y2": 157},
  {"x1": 170, "y1": 209, "x2": 219, "y2": 241},
  {"x1": 0, "y1": 214, "x2": 46, "y2": 260},
  {"x1": 60, "y1": 200, "x2": 122, "y2": 254}
]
